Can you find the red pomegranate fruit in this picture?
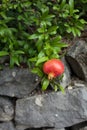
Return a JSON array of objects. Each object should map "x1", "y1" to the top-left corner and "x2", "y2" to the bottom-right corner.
[{"x1": 43, "y1": 59, "x2": 64, "y2": 80}]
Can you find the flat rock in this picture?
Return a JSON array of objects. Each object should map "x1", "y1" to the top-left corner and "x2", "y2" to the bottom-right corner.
[
  {"x1": 15, "y1": 86, "x2": 87, "y2": 129},
  {"x1": 66, "y1": 40, "x2": 87, "y2": 81},
  {"x1": 0, "y1": 67, "x2": 40, "y2": 98},
  {"x1": 0, "y1": 97, "x2": 14, "y2": 121}
]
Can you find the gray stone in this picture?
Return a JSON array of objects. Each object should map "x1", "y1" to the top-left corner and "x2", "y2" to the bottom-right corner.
[
  {"x1": 43, "y1": 128, "x2": 65, "y2": 130},
  {"x1": 15, "y1": 87, "x2": 87, "y2": 129},
  {"x1": 0, "y1": 122, "x2": 15, "y2": 130},
  {"x1": 0, "y1": 97, "x2": 14, "y2": 121},
  {"x1": 60, "y1": 57, "x2": 71, "y2": 88},
  {"x1": 82, "y1": 127, "x2": 87, "y2": 130},
  {"x1": 0, "y1": 67, "x2": 40, "y2": 98},
  {"x1": 16, "y1": 126, "x2": 24, "y2": 130},
  {"x1": 23, "y1": 128, "x2": 42, "y2": 130},
  {"x1": 66, "y1": 40, "x2": 87, "y2": 81},
  {"x1": 71, "y1": 121, "x2": 87, "y2": 130}
]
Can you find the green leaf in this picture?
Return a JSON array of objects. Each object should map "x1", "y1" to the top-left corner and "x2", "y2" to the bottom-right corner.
[
  {"x1": 38, "y1": 34, "x2": 46, "y2": 40},
  {"x1": 51, "y1": 42, "x2": 68, "y2": 48},
  {"x1": 69, "y1": 0, "x2": 74, "y2": 15},
  {"x1": 36, "y1": 56, "x2": 49, "y2": 66},
  {"x1": 58, "y1": 84, "x2": 65, "y2": 93},
  {"x1": 60, "y1": 0, "x2": 66, "y2": 9},
  {"x1": 37, "y1": 27, "x2": 47, "y2": 33},
  {"x1": 42, "y1": 78, "x2": 50, "y2": 90},
  {"x1": 71, "y1": 27, "x2": 77, "y2": 37},
  {"x1": 38, "y1": 51, "x2": 45, "y2": 58},
  {"x1": 41, "y1": 6, "x2": 49, "y2": 14},
  {"x1": 54, "y1": 85, "x2": 58, "y2": 92},
  {"x1": 66, "y1": 27, "x2": 72, "y2": 33},
  {"x1": 51, "y1": 36, "x2": 62, "y2": 44},
  {"x1": 31, "y1": 68, "x2": 43, "y2": 77},
  {"x1": 14, "y1": 50, "x2": 24, "y2": 54},
  {"x1": 50, "y1": 53, "x2": 59, "y2": 59},
  {"x1": 36, "y1": 40, "x2": 43, "y2": 52},
  {"x1": 74, "y1": 28, "x2": 81, "y2": 37},
  {"x1": 28, "y1": 57, "x2": 37, "y2": 62},
  {"x1": 47, "y1": 26, "x2": 58, "y2": 35},
  {"x1": 0, "y1": 51, "x2": 9, "y2": 57},
  {"x1": 74, "y1": 14, "x2": 79, "y2": 19},
  {"x1": 29, "y1": 34, "x2": 39, "y2": 39},
  {"x1": 10, "y1": 56, "x2": 20, "y2": 68},
  {"x1": 77, "y1": 24, "x2": 84, "y2": 30},
  {"x1": 40, "y1": 21, "x2": 47, "y2": 27},
  {"x1": 53, "y1": 5, "x2": 59, "y2": 11},
  {"x1": 52, "y1": 47, "x2": 61, "y2": 54},
  {"x1": 80, "y1": 19, "x2": 87, "y2": 24}
]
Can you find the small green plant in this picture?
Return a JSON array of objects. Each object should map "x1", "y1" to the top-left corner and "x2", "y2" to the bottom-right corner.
[{"x1": 0, "y1": 0, "x2": 86, "y2": 91}]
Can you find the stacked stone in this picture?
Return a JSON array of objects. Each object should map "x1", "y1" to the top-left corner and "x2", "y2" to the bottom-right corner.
[{"x1": 0, "y1": 40, "x2": 87, "y2": 130}]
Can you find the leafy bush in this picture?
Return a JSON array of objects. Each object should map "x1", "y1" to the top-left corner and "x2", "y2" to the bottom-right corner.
[{"x1": 0, "y1": 0, "x2": 86, "y2": 91}]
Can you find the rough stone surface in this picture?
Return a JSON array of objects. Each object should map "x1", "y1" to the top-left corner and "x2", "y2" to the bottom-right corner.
[
  {"x1": 0, "y1": 96, "x2": 14, "y2": 121},
  {"x1": 16, "y1": 127, "x2": 65, "y2": 130},
  {"x1": 15, "y1": 87, "x2": 87, "y2": 129},
  {"x1": 0, "y1": 122, "x2": 15, "y2": 130},
  {"x1": 60, "y1": 57, "x2": 71, "y2": 88},
  {"x1": 71, "y1": 121, "x2": 87, "y2": 130},
  {"x1": 22, "y1": 128, "x2": 43, "y2": 130},
  {"x1": 0, "y1": 67, "x2": 40, "y2": 98},
  {"x1": 0, "y1": 51, "x2": 87, "y2": 130},
  {"x1": 81, "y1": 127, "x2": 87, "y2": 130},
  {"x1": 43, "y1": 128, "x2": 65, "y2": 130},
  {"x1": 66, "y1": 40, "x2": 87, "y2": 81}
]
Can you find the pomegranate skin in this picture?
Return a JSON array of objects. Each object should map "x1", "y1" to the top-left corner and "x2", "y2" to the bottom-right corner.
[{"x1": 43, "y1": 59, "x2": 64, "y2": 79}]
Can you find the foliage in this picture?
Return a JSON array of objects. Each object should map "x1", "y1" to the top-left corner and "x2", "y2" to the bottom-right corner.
[
  {"x1": 0, "y1": 0, "x2": 87, "y2": 91},
  {"x1": 75, "y1": 0, "x2": 87, "y2": 19}
]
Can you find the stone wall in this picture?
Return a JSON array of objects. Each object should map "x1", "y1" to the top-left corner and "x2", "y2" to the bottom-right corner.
[{"x1": 0, "y1": 40, "x2": 87, "y2": 130}]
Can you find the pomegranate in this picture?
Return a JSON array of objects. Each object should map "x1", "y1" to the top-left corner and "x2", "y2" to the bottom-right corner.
[{"x1": 43, "y1": 59, "x2": 64, "y2": 80}]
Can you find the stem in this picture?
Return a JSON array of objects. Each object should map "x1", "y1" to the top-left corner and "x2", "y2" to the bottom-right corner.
[{"x1": 48, "y1": 73, "x2": 55, "y2": 80}]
